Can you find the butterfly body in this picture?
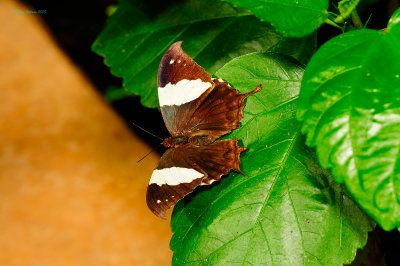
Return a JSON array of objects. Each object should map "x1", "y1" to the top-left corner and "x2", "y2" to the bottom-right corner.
[
  {"x1": 162, "y1": 136, "x2": 188, "y2": 147},
  {"x1": 163, "y1": 133, "x2": 217, "y2": 148},
  {"x1": 146, "y1": 41, "x2": 261, "y2": 219}
]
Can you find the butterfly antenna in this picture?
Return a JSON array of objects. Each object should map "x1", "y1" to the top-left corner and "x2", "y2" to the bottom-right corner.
[
  {"x1": 137, "y1": 143, "x2": 163, "y2": 163},
  {"x1": 131, "y1": 121, "x2": 163, "y2": 140}
]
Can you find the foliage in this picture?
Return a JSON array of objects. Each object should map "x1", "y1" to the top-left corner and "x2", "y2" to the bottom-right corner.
[
  {"x1": 297, "y1": 8, "x2": 400, "y2": 231},
  {"x1": 92, "y1": 0, "x2": 315, "y2": 107},
  {"x1": 221, "y1": 0, "x2": 329, "y2": 37},
  {"x1": 93, "y1": 0, "x2": 400, "y2": 264},
  {"x1": 171, "y1": 52, "x2": 373, "y2": 265}
]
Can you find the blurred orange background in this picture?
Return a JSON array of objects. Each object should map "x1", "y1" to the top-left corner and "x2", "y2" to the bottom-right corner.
[{"x1": 0, "y1": 0, "x2": 172, "y2": 265}]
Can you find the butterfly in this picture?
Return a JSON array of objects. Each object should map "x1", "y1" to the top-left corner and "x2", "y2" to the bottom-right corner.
[{"x1": 146, "y1": 41, "x2": 261, "y2": 218}]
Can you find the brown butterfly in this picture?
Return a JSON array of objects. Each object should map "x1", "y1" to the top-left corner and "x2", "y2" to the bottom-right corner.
[{"x1": 146, "y1": 41, "x2": 261, "y2": 218}]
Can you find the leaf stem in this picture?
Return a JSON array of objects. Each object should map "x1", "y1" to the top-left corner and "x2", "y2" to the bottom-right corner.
[
  {"x1": 324, "y1": 19, "x2": 343, "y2": 30},
  {"x1": 328, "y1": 11, "x2": 338, "y2": 17},
  {"x1": 363, "y1": 13, "x2": 372, "y2": 28}
]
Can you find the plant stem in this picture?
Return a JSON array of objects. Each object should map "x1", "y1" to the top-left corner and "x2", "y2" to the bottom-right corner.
[
  {"x1": 351, "y1": 11, "x2": 363, "y2": 29},
  {"x1": 325, "y1": 19, "x2": 343, "y2": 30}
]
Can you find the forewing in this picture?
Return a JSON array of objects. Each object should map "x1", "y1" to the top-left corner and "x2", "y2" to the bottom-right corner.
[
  {"x1": 157, "y1": 41, "x2": 214, "y2": 135},
  {"x1": 146, "y1": 139, "x2": 245, "y2": 219}
]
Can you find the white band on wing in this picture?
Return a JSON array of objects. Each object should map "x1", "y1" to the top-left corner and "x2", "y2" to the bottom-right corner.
[
  {"x1": 150, "y1": 167, "x2": 203, "y2": 186},
  {"x1": 158, "y1": 79, "x2": 212, "y2": 106}
]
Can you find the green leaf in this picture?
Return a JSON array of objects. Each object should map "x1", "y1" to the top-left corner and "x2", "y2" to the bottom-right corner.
[
  {"x1": 335, "y1": 0, "x2": 360, "y2": 23},
  {"x1": 105, "y1": 5, "x2": 118, "y2": 17},
  {"x1": 92, "y1": 0, "x2": 316, "y2": 108},
  {"x1": 388, "y1": 8, "x2": 400, "y2": 34},
  {"x1": 222, "y1": 0, "x2": 329, "y2": 37},
  {"x1": 297, "y1": 8, "x2": 400, "y2": 230},
  {"x1": 171, "y1": 52, "x2": 373, "y2": 265}
]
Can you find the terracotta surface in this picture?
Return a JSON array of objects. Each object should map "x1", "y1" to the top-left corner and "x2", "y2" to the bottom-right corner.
[{"x1": 0, "y1": 1, "x2": 172, "y2": 265}]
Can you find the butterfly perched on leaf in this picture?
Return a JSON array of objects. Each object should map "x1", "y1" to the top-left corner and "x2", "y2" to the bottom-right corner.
[{"x1": 146, "y1": 41, "x2": 261, "y2": 219}]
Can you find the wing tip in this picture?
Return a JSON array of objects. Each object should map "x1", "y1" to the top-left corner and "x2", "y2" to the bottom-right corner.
[
  {"x1": 248, "y1": 84, "x2": 262, "y2": 95},
  {"x1": 164, "y1": 41, "x2": 184, "y2": 58},
  {"x1": 157, "y1": 211, "x2": 167, "y2": 220},
  {"x1": 146, "y1": 185, "x2": 169, "y2": 220},
  {"x1": 237, "y1": 146, "x2": 246, "y2": 176},
  {"x1": 147, "y1": 199, "x2": 168, "y2": 220},
  {"x1": 158, "y1": 40, "x2": 184, "y2": 87},
  {"x1": 170, "y1": 40, "x2": 183, "y2": 49}
]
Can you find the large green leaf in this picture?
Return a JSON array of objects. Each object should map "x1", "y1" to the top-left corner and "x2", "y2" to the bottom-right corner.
[
  {"x1": 222, "y1": 0, "x2": 329, "y2": 37},
  {"x1": 171, "y1": 53, "x2": 373, "y2": 265},
  {"x1": 297, "y1": 8, "x2": 400, "y2": 230},
  {"x1": 92, "y1": 0, "x2": 316, "y2": 108}
]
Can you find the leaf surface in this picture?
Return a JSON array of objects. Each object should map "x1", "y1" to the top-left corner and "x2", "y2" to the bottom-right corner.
[
  {"x1": 171, "y1": 52, "x2": 373, "y2": 265},
  {"x1": 338, "y1": 0, "x2": 360, "y2": 20},
  {"x1": 92, "y1": 0, "x2": 316, "y2": 107},
  {"x1": 222, "y1": 0, "x2": 329, "y2": 37},
  {"x1": 297, "y1": 8, "x2": 400, "y2": 230}
]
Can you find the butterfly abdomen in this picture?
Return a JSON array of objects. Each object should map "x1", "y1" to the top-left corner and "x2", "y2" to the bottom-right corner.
[{"x1": 188, "y1": 135, "x2": 214, "y2": 146}]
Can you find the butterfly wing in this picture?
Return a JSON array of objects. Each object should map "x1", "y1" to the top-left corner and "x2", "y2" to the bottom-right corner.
[
  {"x1": 157, "y1": 41, "x2": 214, "y2": 135},
  {"x1": 150, "y1": 42, "x2": 260, "y2": 218},
  {"x1": 158, "y1": 42, "x2": 261, "y2": 139},
  {"x1": 184, "y1": 78, "x2": 261, "y2": 141},
  {"x1": 146, "y1": 139, "x2": 244, "y2": 219}
]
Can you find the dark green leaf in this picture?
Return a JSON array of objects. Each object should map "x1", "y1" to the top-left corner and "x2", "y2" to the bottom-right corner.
[
  {"x1": 171, "y1": 52, "x2": 373, "y2": 265},
  {"x1": 297, "y1": 8, "x2": 400, "y2": 230},
  {"x1": 222, "y1": 0, "x2": 329, "y2": 37},
  {"x1": 92, "y1": 0, "x2": 316, "y2": 108}
]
